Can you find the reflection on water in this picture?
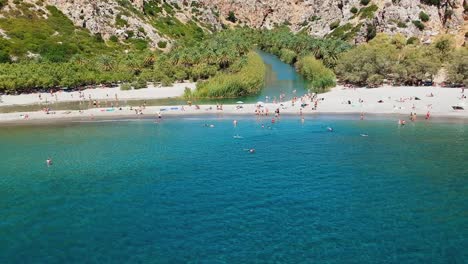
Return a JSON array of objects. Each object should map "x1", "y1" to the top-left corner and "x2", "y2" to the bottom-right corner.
[{"x1": 0, "y1": 51, "x2": 316, "y2": 113}]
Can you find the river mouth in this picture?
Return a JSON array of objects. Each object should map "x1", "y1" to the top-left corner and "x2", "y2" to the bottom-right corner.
[{"x1": 0, "y1": 51, "x2": 318, "y2": 113}]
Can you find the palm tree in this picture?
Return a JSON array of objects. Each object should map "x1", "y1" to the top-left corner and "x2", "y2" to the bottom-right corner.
[
  {"x1": 98, "y1": 55, "x2": 115, "y2": 71},
  {"x1": 70, "y1": 54, "x2": 88, "y2": 66}
]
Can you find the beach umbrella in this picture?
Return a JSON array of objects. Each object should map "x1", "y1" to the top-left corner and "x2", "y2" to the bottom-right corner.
[{"x1": 236, "y1": 101, "x2": 244, "y2": 104}]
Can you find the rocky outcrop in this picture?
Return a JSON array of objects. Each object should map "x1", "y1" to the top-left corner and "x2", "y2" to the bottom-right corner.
[
  {"x1": 198, "y1": 0, "x2": 466, "y2": 44},
  {"x1": 2, "y1": 0, "x2": 466, "y2": 46},
  {"x1": 43, "y1": 0, "x2": 168, "y2": 48}
]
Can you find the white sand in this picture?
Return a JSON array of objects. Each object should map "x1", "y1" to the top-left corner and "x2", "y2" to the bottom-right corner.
[
  {"x1": 1, "y1": 85, "x2": 467, "y2": 123},
  {"x1": 0, "y1": 82, "x2": 195, "y2": 106}
]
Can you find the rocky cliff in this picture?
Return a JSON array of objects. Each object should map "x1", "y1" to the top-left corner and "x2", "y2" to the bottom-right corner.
[
  {"x1": 202, "y1": 0, "x2": 467, "y2": 45},
  {"x1": 0, "y1": 0, "x2": 466, "y2": 47}
]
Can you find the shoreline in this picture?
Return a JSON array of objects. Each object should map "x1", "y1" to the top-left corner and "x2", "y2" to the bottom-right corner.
[
  {"x1": 1, "y1": 108, "x2": 468, "y2": 127},
  {"x1": 0, "y1": 82, "x2": 196, "y2": 106},
  {"x1": 1, "y1": 85, "x2": 467, "y2": 125}
]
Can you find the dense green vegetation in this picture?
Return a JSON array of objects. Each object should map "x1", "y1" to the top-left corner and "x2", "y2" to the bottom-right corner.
[
  {"x1": 296, "y1": 56, "x2": 336, "y2": 89},
  {"x1": 446, "y1": 48, "x2": 468, "y2": 87},
  {"x1": 0, "y1": 5, "x2": 117, "y2": 61},
  {"x1": 256, "y1": 28, "x2": 352, "y2": 68},
  {"x1": 335, "y1": 34, "x2": 463, "y2": 87},
  {"x1": 187, "y1": 52, "x2": 265, "y2": 98}
]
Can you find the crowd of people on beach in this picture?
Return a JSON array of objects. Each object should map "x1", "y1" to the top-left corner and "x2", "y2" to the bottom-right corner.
[{"x1": 4, "y1": 84, "x2": 468, "y2": 129}]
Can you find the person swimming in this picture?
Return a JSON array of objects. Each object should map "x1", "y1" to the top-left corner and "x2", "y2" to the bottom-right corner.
[
  {"x1": 46, "y1": 158, "x2": 52, "y2": 166},
  {"x1": 327, "y1": 127, "x2": 333, "y2": 132},
  {"x1": 249, "y1": 149, "x2": 255, "y2": 153}
]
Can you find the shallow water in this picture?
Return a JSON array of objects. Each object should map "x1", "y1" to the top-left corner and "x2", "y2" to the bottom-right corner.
[
  {"x1": 0, "y1": 51, "x2": 310, "y2": 113},
  {"x1": 0, "y1": 117, "x2": 467, "y2": 263}
]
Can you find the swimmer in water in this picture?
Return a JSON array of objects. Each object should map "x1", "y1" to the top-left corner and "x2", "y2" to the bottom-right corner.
[
  {"x1": 46, "y1": 158, "x2": 52, "y2": 166},
  {"x1": 327, "y1": 127, "x2": 333, "y2": 132},
  {"x1": 233, "y1": 120, "x2": 238, "y2": 127},
  {"x1": 249, "y1": 149, "x2": 255, "y2": 153}
]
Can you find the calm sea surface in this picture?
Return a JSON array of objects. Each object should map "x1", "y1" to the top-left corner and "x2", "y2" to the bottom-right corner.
[{"x1": 0, "y1": 117, "x2": 467, "y2": 263}]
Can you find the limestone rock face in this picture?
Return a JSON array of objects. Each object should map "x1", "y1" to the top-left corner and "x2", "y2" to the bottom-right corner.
[
  {"x1": 198, "y1": 0, "x2": 466, "y2": 44},
  {"x1": 43, "y1": 0, "x2": 168, "y2": 47},
  {"x1": 12, "y1": 0, "x2": 465, "y2": 46}
]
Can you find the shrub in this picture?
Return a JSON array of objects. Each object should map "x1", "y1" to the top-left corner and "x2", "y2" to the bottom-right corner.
[
  {"x1": 279, "y1": 48, "x2": 297, "y2": 64},
  {"x1": 227, "y1": 11, "x2": 237, "y2": 23},
  {"x1": 421, "y1": 0, "x2": 440, "y2": 5},
  {"x1": 132, "y1": 79, "x2": 147, "y2": 89},
  {"x1": 193, "y1": 52, "x2": 266, "y2": 98},
  {"x1": 350, "y1": 7, "x2": 358, "y2": 14},
  {"x1": 359, "y1": 4, "x2": 378, "y2": 19},
  {"x1": 157, "y1": 41, "x2": 167, "y2": 48},
  {"x1": 309, "y1": 15, "x2": 320, "y2": 22},
  {"x1": 360, "y1": 0, "x2": 370, "y2": 6},
  {"x1": 366, "y1": 24, "x2": 377, "y2": 41},
  {"x1": 446, "y1": 48, "x2": 468, "y2": 87},
  {"x1": 120, "y1": 83, "x2": 132, "y2": 90},
  {"x1": 412, "y1": 20, "x2": 425, "y2": 30},
  {"x1": 109, "y1": 35, "x2": 119, "y2": 42},
  {"x1": 407, "y1": 37, "x2": 419, "y2": 45},
  {"x1": 0, "y1": 50, "x2": 11, "y2": 63},
  {"x1": 329, "y1": 20, "x2": 340, "y2": 30},
  {"x1": 419, "y1": 11, "x2": 430, "y2": 22},
  {"x1": 95, "y1": 33, "x2": 104, "y2": 42},
  {"x1": 397, "y1": 21, "x2": 407, "y2": 28},
  {"x1": 296, "y1": 55, "x2": 336, "y2": 89},
  {"x1": 115, "y1": 15, "x2": 128, "y2": 28}
]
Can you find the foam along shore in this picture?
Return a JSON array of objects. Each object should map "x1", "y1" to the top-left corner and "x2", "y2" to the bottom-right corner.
[
  {"x1": 0, "y1": 82, "x2": 196, "y2": 106},
  {"x1": 1, "y1": 85, "x2": 468, "y2": 123}
]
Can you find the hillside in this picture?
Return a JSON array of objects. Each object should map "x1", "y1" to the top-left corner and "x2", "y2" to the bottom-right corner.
[
  {"x1": 0, "y1": 0, "x2": 466, "y2": 53},
  {"x1": 0, "y1": 0, "x2": 466, "y2": 94},
  {"x1": 203, "y1": 0, "x2": 467, "y2": 45}
]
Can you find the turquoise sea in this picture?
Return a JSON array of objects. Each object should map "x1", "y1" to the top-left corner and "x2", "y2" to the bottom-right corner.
[
  {"x1": 0, "y1": 116, "x2": 467, "y2": 263},
  {"x1": 1, "y1": 52, "x2": 467, "y2": 263}
]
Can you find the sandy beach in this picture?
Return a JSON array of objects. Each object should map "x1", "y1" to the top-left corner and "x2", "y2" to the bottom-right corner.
[
  {"x1": 0, "y1": 85, "x2": 467, "y2": 123},
  {"x1": 0, "y1": 82, "x2": 196, "y2": 106}
]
